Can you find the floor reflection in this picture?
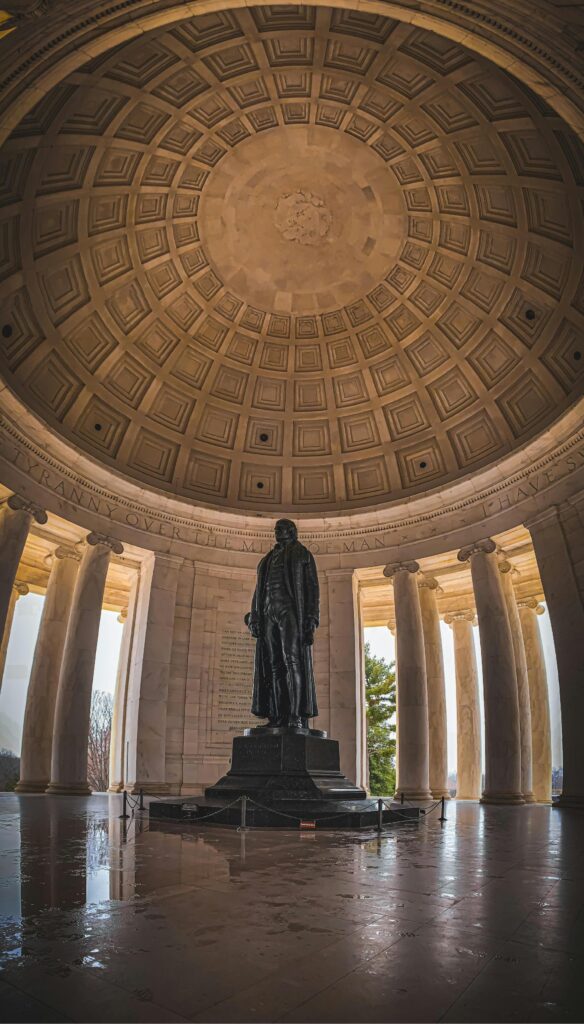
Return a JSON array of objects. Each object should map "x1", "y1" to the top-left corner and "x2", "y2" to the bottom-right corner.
[{"x1": 0, "y1": 794, "x2": 582, "y2": 1023}]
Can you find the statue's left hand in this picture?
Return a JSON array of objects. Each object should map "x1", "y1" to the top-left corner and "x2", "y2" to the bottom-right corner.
[{"x1": 304, "y1": 617, "x2": 318, "y2": 646}]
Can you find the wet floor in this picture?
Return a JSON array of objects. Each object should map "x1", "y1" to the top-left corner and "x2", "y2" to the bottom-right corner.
[{"x1": 0, "y1": 795, "x2": 582, "y2": 1023}]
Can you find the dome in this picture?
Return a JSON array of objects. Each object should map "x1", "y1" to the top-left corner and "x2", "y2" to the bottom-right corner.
[{"x1": 0, "y1": 4, "x2": 582, "y2": 514}]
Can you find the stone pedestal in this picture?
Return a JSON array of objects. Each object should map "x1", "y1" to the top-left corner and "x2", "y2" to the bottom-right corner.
[{"x1": 205, "y1": 727, "x2": 366, "y2": 803}]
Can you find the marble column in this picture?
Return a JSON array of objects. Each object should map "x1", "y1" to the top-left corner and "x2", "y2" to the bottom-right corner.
[
  {"x1": 108, "y1": 574, "x2": 139, "y2": 793},
  {"x1": 324, "y1": 569, "x2": 363, "y2": 786},
  {"x1": 0, "y1": 581, "x2": 28, "y2": 690},
  {"x1": 124, "y1": 553, "x2": 181, "y2": 794},
  {"x1": 383, "y1": 561, "x2": 431, "y2": 801},
  {"x1": 518, "y1": 599, "x2": 552, "y2": 803},
  {"x1": 527, "y1": 505, "x2": 584, "y2": 808},
  {"x1": 0, "y1": 494, "x2": 46, "y2": 666},
  {"x1": 444, "y1": 612, "x2": 482, "y2": 800},
  {"x1": 498, "y1": 560, "x2": 534, "y2": 803},
  {"x1": 418, "y1": 576, "x2": 449, "y2": 799},
  {"x1": 47, "y1": 533, "x2": 123, "y2": 795},
  {"x1": 16, "y1": 546, "x2": 81, "y2": 792},
  {"x1": 458, "y1": 540, "x2": 523, "y2": 804}
]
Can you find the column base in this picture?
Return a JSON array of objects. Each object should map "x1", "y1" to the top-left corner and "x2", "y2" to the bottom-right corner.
[
  {"x1": 481, "y1": 792, "x2": 525, "y2": 805},
  {"x1": 554, "y1": 794, "x2": 584, "y2": 809},
  {"x1": 128, "y1": 782, "x2": 170, "y2": 796},
  {"x1": 45, "y1": 783, "x2": 91, "y2": 796},
  {"x1": 396, "y1": 789, "x2": 433, "y2": 802},
  {"x1": 431, "y1": 789, "x2": 451, "y2": 800},
  {"x1": 455, "y1": 793, "x2": 481, "y2": 801},
  {"x1": 14, "y1": 780, "x2": 49, "y2": 793},
  {"x1": 523, "y1": 791, "x2": 536, "y2": 803},
  {"x1": 108, "y1": 784, "x2": 124, "y2": 793}
]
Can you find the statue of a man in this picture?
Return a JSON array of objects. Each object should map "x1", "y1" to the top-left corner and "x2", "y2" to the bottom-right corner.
[{"x1": 245, "y1": 519, "x2": 319, "y2": 729}]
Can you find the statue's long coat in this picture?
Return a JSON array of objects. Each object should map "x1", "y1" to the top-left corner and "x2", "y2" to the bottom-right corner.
[{"x1": 249, "y1": 541, "x2": 320, "y2": 720}]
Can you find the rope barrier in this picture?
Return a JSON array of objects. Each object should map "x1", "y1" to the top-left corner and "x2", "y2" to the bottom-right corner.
[
  {"x1": 149, "y1": 791, "x2": 449, "y2": 832},
  {"x1": 119, "y1": 789, "x2": 145, "y2": 819}
]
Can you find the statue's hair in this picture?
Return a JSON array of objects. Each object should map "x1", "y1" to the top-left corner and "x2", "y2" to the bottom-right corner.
[{"x1": 275, "y1": 518, "x2": 298, "y2": 540}]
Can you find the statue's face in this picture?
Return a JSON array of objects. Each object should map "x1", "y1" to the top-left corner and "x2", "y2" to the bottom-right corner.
[{"x1": 275, "y1": 519, "x2": 297, "y2": 545}]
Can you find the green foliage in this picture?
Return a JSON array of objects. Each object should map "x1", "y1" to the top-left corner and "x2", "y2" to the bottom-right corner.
[{"x1": 365, "y1": 643, "x2": 396, "y2": 796}]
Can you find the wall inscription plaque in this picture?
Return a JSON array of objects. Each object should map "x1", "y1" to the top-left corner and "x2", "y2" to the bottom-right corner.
[{"x1": 214, "y1": 627, "x2": 257, "y2": 734}]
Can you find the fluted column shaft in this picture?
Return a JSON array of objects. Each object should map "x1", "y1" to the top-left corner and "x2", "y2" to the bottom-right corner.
[
  {"x1": 108, "y1": 576, "x2": 139, "y2": 793},
  {"x1": 458, "y1": 540, "x2": 523, "y2": 804},
  {"x1": 499, "y1": 563, "x2": 534, "y2": 802},
  {"x1": 527, "y1": 505, "x2": 584, "y2": 808},
  {"x1": 519, "y1": 601, "x2": 552, "y2": 803},
  {"x1": 418, "y1": 579, "x2": 449, "y2": 799},
  {"x1": 16, "y1": 548, "x2": 80, "y2": 792},
  {"x1": 446, "y1": 613, "x2": 481, "y2": 800},
  {"x1": 48, "y1": 533, "x2": 123, "y2": 794},
  {"x1": 384, "y1": 561, "x2": 431, "y2": 801},
  {"x1": 0, "y1": 581, "x2": 28, "y2": 690},
  {"x1": 0, "y1": 495, "x2": 46, "y2": 672}
]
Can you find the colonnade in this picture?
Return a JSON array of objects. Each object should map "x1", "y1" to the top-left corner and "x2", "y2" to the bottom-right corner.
[
  {"x1": 0, "y1": 491, "x2": 581, "y2": 805},
  {"x1": 385, "y1": 537, "x2": 555, "y2": 805},
  {"x1": 0, "y1": 495, "x2": 124, "y2": 794}
]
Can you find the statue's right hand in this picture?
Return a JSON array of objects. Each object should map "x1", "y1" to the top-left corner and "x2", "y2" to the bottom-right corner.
[{"x1": 244, "y1": 612, "x2": 260, "y2": 638}]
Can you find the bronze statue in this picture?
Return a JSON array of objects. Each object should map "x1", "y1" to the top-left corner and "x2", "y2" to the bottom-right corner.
[{"x1": 245, "y1": 519, "x2": 319, "y2": 729}]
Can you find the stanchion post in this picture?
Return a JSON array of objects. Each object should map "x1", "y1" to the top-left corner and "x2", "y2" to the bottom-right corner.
[
  {"x1": 139, "y1": 788, "x2": 145, "y2": 811},
  {"x1": 119, "y1": 790, "x2": 129, "y2": 820},
  {"x1": 240, "y1": 794, "x2": 248, "y2": 831},
  {"x1": 439, "y1": 796, "x2": 447, "y2": 822},
  {"x1": 377, "y1": 798, "x2": 383, "y2": 833}
]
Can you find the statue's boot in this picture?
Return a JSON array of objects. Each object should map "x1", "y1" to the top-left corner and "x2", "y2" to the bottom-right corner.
[{"x1": 285, "y1": 656, "x2": 305, "y2": 728}]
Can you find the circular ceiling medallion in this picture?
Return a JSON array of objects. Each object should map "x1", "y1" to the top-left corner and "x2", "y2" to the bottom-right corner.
[
  {"x1": 199, "y1": 126, "x2": 405, "y2": 311},
  {"x1": 274, "y1": 189, "x2": 332, "y2": 246},
  {"x1": 0, "y1": 5, "x2": 582, "y2": 514}
]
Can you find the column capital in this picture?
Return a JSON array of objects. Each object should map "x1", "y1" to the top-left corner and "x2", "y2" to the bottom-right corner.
[
  {"x1": 417, "y1": 574, "x2": 442, "y2": 593},
  {"x1": 117, "y1": 607, "x2": 128, "y2": 624},
  {"x1": 457, "y1": 538, "x2": 496, "y2": 562},
  {"x1": 517, "y1": 597, "x2": 545, "y2": 615},
  {"x1": 86, "y1": 532, "x2": 124, "y2": 555},
  {"x1": 6, "y1": 493, "x2": 47, "y2": 524},
  {"x1": 13, "y1": 581, "x2": 29, "y2": 598},
  {"x1": 444, "y1": 610, "x2": 476, "y2": 626},
  {"x1": 52, "y1": 544, "x2": 82, "y2": 564},
  {"x1": 497, "y1": 558, "x2": 519, "y2": 576},
  {"x1": 383, "y1": 560, "x2": 419, "y2": 579}
]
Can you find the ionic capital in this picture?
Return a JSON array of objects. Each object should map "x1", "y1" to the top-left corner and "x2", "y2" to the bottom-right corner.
[
  {"x1": 417, "y1": 574, "x2": 442, "y2": 593},
  {"x1": 517, "y1": 598, "x2": 545, "y2": 616},
  {"x1": 117, "y1": 607, "x2": 128, "y2": 625},
  {"x1": 383, "y1": 560, "x2": 420, "y2": 580},
  {"x1": 457, "y1": 538, "x2": 496, "y2": 563},
  {"x1": 6, "y1": 493, "x2": 47, "y2": 524},
  {"x1": 444, "y1": 610, "x2": 476, "y2": 626},
  {"x1": 13, "y1": 581, "x2": 29, "y2": 598},
  {"x1": 53, "y1": 544, "x2": 82, "y2": 563},
  {"x1": 86, "y1": 532, "x2": 124, "y2": 555}
]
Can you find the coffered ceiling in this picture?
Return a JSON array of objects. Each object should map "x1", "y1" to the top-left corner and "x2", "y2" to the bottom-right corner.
[{"x1": 0, "y1": 4, "x2": 582, "y2": 513}]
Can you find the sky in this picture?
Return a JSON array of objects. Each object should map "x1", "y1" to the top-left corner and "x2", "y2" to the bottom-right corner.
[{"x1": 0, "y1": 593, "x2": 563, "y2": 772}]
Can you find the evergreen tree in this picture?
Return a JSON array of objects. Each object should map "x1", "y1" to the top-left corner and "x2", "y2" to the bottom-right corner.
[{"x1": 365, "y1": 642, "x2": 396, "y2": 796}]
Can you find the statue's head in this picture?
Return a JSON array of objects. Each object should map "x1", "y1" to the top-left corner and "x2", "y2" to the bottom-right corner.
[{"x1": 274, "y1": 519, "x2": 298, "y2": 545}]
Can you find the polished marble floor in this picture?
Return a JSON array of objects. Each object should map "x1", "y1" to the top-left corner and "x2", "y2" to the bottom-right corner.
[{"x1": 0, "y1": 795, "x2": 582, "y2": 1023}]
